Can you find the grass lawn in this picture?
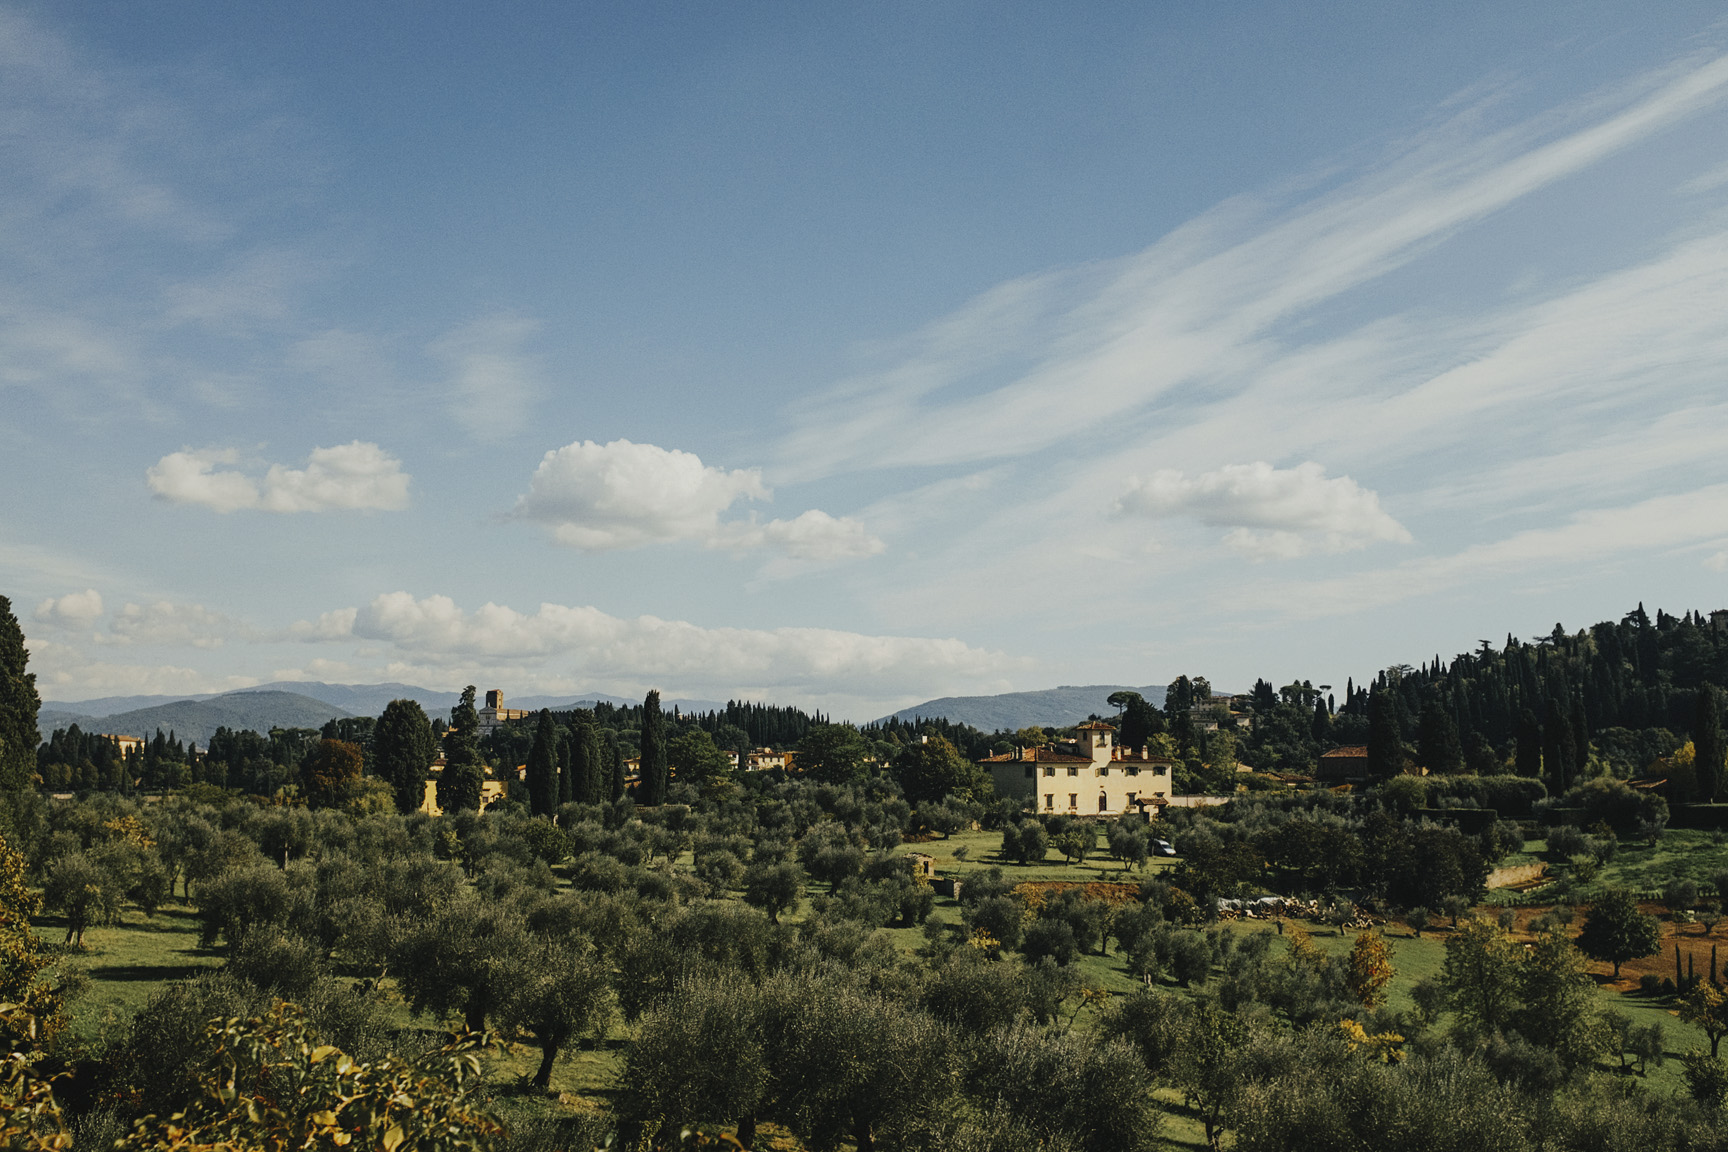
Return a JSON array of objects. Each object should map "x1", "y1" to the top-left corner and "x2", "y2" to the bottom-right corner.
[{"x1": 33, "y1": 903, "x2": 223, "y2": 1046}]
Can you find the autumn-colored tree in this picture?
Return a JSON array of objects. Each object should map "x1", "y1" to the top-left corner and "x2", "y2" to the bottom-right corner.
[
  {"x1": 304, "y1": 738, "x2": 364, "y2": 809},
  {"x1": 1346, "y1": 930, "x2": 1394, "y2": 1009},
  {"x1": 1682, "y1": 982, "x2": 1728, "y2": 1059},
  {"x1": 117, "y1": 1002, "x2": 505, "y2": 1151},
  {"x1": 0, "y1": 836, "x2": 63, "y2": 1049}
]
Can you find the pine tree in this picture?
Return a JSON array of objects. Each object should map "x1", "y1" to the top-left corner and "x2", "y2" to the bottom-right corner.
[
  {"x1": 638, "y1": 690, "x2": 667, "y2": 806},
  {"x1": 527, "y1": 710, "x2": 558, "y2": 817},
  {"x1": 375, "y1": 699, "x2": 436, "y2": 814}
]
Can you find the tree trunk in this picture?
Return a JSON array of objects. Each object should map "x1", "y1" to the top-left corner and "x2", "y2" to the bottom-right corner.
[
  {"x1": 852, "y1": 1118, "x2": 874, "y2": 1152},
  {"x1": 737, "y1": 1114, "x2": 756, "y2": 1151},
  {"x1": 533, "y1": 1041, "x2": 558, "y2": 1090},
  {"x1": 465, "y1": 1000, "x2": 487, "y2": 1035}
]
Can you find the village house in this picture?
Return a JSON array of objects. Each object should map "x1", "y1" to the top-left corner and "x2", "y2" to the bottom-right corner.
[{"x1": 980, "y1": 721, "x2": 1175, "y2": 818}]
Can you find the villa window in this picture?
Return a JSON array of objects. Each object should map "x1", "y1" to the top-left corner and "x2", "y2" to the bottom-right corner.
[
  {"x1": 1068, "y1": 793, "x2": 1077, "y2": 809},
  {"x1": 1067, "y1": 766, "x2": 1078, "y2": 777},
  {"x1": 1128, "y1": 766, "x2": 1140, "y2": 776},
  {"x1": 1044, "y1": 794, "x2": 1054, "y2": 810},
  {"x1": 1098, "y1": 794, "x2": 1108, "y2": 812}
]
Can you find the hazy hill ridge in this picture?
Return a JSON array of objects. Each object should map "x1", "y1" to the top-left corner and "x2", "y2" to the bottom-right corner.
[{"x1": 876, "y1": 684, "x2": 1172, "y2": 731}]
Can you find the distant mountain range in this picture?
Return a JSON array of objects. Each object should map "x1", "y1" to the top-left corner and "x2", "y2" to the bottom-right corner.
[
  {"x1": 38, "y1": 681, "x2": 726, "y2": 745},
  {"x1": 876, "y1": 684, "x2": 1171, "y2": 732},
  {"x1": 41, "y1": 679, "x2": 1184, "y2": 745}
]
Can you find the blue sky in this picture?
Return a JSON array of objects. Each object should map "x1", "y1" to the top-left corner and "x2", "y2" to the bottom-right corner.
[{"x1": 8, "y1": 2, "x2": 1728, "y2": 719}]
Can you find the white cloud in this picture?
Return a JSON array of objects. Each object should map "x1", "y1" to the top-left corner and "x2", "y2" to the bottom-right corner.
[
  {"x1": 105, "y1": 601, "x2": 245, "y2": 648},
  {"x1": 516, "y1": 438, "x2": 766, "y2": 549},
  {"x1": 433, "y1": 314, "x2": 543, "y2": 443},
  {"x1": 1115, "y1": 461, "x2": 1410, "y2": 558},
  {"x1": 1706, "y1": 551, "x2": 1728, "y2": 574},
  {"x1": 711, "y1": 510, "x2": 886, "y2": 562},
  {"x1": 302, "y1": 591, "x2": 1023, "y2": 697},
  {"x1": 514, "y1": 438, "x2": 882, "y2": 560},
  {"x1": 145, "y1": 441, "x2": 410, "y2": 513},
  {"x1": 33, "y1": 589, "x2": 104, "y2": 627}
]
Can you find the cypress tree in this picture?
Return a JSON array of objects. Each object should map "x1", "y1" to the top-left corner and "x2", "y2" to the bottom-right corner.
[
  {"x1": 580, "y1": 720, "x2": 604, "y2": 804},
  {"x1": 526, "y1": 710, "x2": 558, "y2": 816},
  {"x1": 607, "y1": 730, "x2": 626, "y2": 802},
  {"x1": 1418, "y1": 699, "x2": 1463, "y2": 774},
  {"x1": 1516, "y1": 707, "x2": 1543, "y2": 778},
  {"x1": 1698, "y1": 684, "x2": 1725, "y2": 804},
  {"x1": 0, "y1": 597, "x2": 38, "y2": 793},
  {"x1": 1367, "y1": 688, "x2": 1403, "y2": 777},
  {"x1": 439, "y1": 686, "x2": 486, "y2": 815},
  {"x1": 1543, "y1": 696, "x2": 1575, "y2": 794},
  {"x1": 556, "y1": 728, "x2": 572, "y2": 805},
  {"x1": 376, "y1": 698, "x2": 436, "y2": 814},
  {"x1": 638, "y1": 690, "x2": 667, "y2": 806}
]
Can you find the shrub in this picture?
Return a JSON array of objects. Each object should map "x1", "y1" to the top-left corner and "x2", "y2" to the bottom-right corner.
[{"x1": 1022, "y1": 918, "x2": 1080, "y2": 966}]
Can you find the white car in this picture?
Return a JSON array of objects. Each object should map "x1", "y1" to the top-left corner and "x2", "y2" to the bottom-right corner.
[{"x1": 1152, "y1": 839, "x2": 1176, "y2": 857}]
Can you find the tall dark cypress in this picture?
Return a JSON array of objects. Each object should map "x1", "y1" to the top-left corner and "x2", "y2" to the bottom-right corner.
[
  {"x1": 582, "y1": 721, "x2": 605, "y2": 804},
  {"x1": 1543, "y1": 696, "x2": 1575, "y2": 794},
  {"x1": 0, "y1": 596, "x2": 38, "y2": 793},
  {"x1": 1418, "y1": 699, "x2": 1463, "y2": 774},
  {"x1": 556, "y1": 728, "x2": 573, "y2": 805},
  {"x1": 1367, "y1": 688, "x2": 1403, "y2": 777},
  {"x1": 526, "y1": 710, "x2": 558, "y2": 817},
  {"x1": 638, "y1": 690, "x2": 667, "y2": 806},
  {"x1": 606, "y1": 730, "x2": 627, "y2": 802},
  {"x1": 1516, "y1": 707, "x2": 1543, "y2": 778},
  {"x1": 1697, "y1": 684, "x2": 1725, "y2": 804}
]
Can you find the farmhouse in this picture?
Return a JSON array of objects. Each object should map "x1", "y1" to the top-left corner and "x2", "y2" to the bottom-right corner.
[
  {"x1": 1316, "y1": 745, "x2": 1369, "y2": 782},
  {"x1": 980, "y1": 721, "x2": 1175, "y2": 817}
]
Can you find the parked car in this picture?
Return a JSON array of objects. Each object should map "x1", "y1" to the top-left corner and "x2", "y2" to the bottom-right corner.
[{"x1": 1152, "y1": 838, "x2": 1176, "y2": 857}]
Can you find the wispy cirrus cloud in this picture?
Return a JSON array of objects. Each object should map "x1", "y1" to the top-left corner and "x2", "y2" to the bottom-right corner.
[
  {"x1": 781, "y1": 48, "x2": 1728, "y2": 482},
  {"x1": 146, "y1": 441, "x2": 410, "y2": 513}
]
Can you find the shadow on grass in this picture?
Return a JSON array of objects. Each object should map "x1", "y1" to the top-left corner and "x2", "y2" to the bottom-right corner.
[{"x1": 87, "y1": 962, "x2": 217, "y2": 982}]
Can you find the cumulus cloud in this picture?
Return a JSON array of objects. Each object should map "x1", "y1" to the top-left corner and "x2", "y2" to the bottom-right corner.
[
  {"x1": 33, "y1": 589, "x2": 104, "y2": 627},
  {"x1": 104, "y1": 601, "x2": 245, "y2": 648},
  {"x1": 294, "y1": 591, "x2": 1018, "y2": 695},
  {"x1": 1115, "y1": 461, "x2": 1410, "y2": 558},
  {"x1": 514, "y1": 438, "x2": 882, "y2": 560},
  {"x1": 145, "y1": 441, "x2": 410, "y2": 513}
]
